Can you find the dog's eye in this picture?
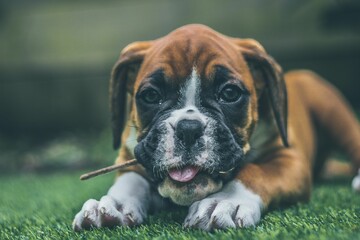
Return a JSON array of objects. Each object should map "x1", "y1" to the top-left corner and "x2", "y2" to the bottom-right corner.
[
  {"x1": 219, "y1": 85, "x2": 242, "y2": 103},
  {"x1": 141, "y1": 89, "x2": 162, "y2": 104}
]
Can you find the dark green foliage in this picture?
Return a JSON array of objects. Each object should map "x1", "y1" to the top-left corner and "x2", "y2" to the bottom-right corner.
[{"x1": 0, "y1": 173, "x2": 359, "y2": 240}]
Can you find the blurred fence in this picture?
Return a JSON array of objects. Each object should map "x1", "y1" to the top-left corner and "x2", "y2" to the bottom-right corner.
[{"x1": 0, "y1": 0, "x2": 359, "y2": 139}]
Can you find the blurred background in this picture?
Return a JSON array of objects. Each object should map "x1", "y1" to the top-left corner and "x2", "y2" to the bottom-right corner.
[{"x1": 0, "y1": 0, "x2": 359, "y2": 174}]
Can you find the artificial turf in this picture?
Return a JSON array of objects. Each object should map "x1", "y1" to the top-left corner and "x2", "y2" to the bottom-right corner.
[{"x1": 0, "y1": 172, "x2": 359, "y2": 240}]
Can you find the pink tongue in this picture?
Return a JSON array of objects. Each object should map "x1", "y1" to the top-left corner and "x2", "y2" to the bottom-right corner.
[{"x1": 168, "y1": 166, "x2": 200, "y2": 182}]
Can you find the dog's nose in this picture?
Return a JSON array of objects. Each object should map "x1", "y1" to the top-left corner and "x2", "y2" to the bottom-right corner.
[{"x1": 176, "y1": 119, "x2": 204, "y2": 146}]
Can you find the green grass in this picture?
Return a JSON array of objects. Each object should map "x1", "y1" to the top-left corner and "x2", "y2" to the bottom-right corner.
[{"x1": 0, "y1": 172, "x2": 359, "y2": 240}]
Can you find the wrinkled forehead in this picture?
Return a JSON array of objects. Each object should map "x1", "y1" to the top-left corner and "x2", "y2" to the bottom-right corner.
[{"x1": 134, "y1": 33, "x2": 252, "y2": 91}]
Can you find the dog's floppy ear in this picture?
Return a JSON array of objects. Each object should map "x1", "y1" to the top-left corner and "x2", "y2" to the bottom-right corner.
[
  {"x1": 110, "y1": 41, "x2": 152, "y2": 149},
  {"x1": 233, "y1": 38, "x2": 289, "y2": 147}
]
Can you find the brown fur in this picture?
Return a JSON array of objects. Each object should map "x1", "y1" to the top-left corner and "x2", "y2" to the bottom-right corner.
[{"x1": 111, "y1": 24, "x2": 360, "y2": 210}]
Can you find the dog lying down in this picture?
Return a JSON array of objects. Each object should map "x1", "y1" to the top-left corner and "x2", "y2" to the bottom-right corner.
[{"x1": 73, "y1": 24, "x2": 360, "y2": 231}]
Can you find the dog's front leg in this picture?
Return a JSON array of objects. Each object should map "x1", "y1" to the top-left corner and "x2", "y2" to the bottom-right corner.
[
  {"x1": 184, "y1": 149, "x2": 311, "y2": 230},
  {"x1": 73, "y1": 172, "x2": 160, "y2": 231}
]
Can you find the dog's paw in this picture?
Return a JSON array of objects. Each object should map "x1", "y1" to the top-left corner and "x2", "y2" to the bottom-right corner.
[
  {"x1": 72, "y1": 195, "x2": 146, "y2": 231},
  {"x1": 352, "y1": 169, "x2": 360, "y2": 192},
  {"x1": 183, "y1": 181, "x2": 262, "y2": 231}
]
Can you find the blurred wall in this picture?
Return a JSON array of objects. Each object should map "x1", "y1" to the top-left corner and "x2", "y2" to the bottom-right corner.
[{"x1": 0, "y1": 0, "x2": 359, "y2": 140}]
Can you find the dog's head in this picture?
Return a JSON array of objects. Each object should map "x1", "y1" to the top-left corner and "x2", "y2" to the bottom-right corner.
[{"x1": 110, "y1": 24, "x2": 288, "y2": 206}]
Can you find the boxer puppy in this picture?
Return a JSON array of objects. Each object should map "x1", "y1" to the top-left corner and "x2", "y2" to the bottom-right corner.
[{"x1": 73, "y1": 24, "x2": 360, "y2": 231}]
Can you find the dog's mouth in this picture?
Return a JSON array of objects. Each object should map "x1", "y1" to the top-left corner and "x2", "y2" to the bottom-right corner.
[
  {"x1": 168, "y1": 165, "x2": 200, "y2": 183},
  {"x1": 158, "y1": 165, "x2": 224, "y2": 206}
]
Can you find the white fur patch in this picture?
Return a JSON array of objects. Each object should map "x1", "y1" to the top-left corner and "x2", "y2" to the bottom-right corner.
[
  {"x1": 107, "y1": 172, "x2": 150, "y2": 202},
  {"x1": 184, "y1": 180, "x2": 263, "y2": 230}
]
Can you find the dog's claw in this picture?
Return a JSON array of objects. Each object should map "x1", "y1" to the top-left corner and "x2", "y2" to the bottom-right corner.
[
  {"x1": 237, "y1": 218, "x2": 243, "y2": 227},
  {"x1": 100, "y1": 207, "x2": 106, "y2": 215},
  {"x1": 127, "y1": 214, "x2": 135, "y2": 224}
]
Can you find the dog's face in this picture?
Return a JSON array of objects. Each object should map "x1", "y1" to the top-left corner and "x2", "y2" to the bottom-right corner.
[{"x1": 110, "y1": 25, "x2": 288, "y2": 206}]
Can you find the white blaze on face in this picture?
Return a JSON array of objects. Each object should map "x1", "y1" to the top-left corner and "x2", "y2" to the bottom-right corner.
[
  {"x1": 168, "y1": 67, "x2": 207, "y2": 126},
  {"x1": 184, "y1": 68, "x2": 200, "y2": 106}
]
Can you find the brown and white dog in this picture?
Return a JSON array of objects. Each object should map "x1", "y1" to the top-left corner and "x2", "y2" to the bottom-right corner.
[{"x1": 73, "y1": 24, "x2": 360, "y2": 231}]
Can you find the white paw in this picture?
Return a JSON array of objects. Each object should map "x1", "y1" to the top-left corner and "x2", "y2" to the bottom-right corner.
[
  {"x1": 352, "y1": 169, "x2": 360, "y2": 192},
  {"x1": 72, "y1": 195, "x2": 146, "y2": 231},
  {"x1": 183, "y1": 181, "x2": 263, "y2": 231}
]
